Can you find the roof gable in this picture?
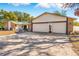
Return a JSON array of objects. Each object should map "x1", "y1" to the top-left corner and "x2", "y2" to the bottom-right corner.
[
  {"x1": 33, "y1": 12, "x2": 68, "y2": 23},
  {"x1": 33, "y1": 12, "x2": 76, "y2": 21}
]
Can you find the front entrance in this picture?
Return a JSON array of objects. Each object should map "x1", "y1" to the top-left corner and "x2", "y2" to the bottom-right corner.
[{"x1": 23, "y1": 25, "x2": 27, "y2": 31}]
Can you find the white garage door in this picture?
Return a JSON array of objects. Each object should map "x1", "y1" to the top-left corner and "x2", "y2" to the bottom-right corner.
[
  {"x1": 33, "y1": 24, "x2": 49, "y2": 32},
  {"x1": 51, "y1": 23, "x2": 66, "y2": 33}
]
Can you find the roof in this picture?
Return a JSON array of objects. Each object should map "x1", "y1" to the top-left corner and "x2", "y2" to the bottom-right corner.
[
  {"x1": 10, "y1": 21, "x2": 30, "y2": 25},
  {"x1": 33, "y1": 12, "x2": 77, "y2": 20}
]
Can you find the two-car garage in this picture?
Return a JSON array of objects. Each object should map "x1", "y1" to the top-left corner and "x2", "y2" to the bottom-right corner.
[
  {"x1": 31, "y1": 12, "x2": 75, "y2": 34},
  {"x1": 33, "y1": 22, "x2": 66, "y2": 34}
]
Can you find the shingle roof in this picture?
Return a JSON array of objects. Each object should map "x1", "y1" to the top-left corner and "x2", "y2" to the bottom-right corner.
[
  {"x1": 34, "y1": 12, "x2": 77, "y2": 20},
  {"x1": 10, "y1": 21, "x2": 30, "y2": 25}
]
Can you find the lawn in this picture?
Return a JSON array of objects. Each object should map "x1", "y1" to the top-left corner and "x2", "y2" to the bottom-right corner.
[{"x1": 0, "y1": 31, "x2": 15, "y2": 35}]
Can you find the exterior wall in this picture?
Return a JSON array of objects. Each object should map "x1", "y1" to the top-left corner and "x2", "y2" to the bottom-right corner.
[
  {"x1": 67, "y1": 18, "x2": 74, "y2": 34},
  {"x1": 33, "y1": 13, "x2": 66, "y2": 23},
  {"x1": 28, "y1": 24, "x2": 32, "y2": 31},
  {"x1": 73, "y1": 26, "x2": 79, "y2": 31},
  {"x1": 3, "y1": 21, "x2": 16, "y2": 30},
  {"x1": 11, "y1": 22, "x2": 16, "y2": 30}
]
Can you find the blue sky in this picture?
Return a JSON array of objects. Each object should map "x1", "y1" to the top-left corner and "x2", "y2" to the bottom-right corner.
[{"x1": 0, "y1": 3, "x2": 79, "y2": 21}]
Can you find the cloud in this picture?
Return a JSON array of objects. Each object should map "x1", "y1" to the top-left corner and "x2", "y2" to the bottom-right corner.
[
  {"x1": 10, "y1": 3, "x2": 64, "y2": 9},
  {"x1": 9, "y1": 3, "x2": 30, "y2": 7},
  {"x1": 10, "y1": 3, "x2": 20, "y2": 6},
  {"x1": 35, "y1": 3, "x2": 55, "y2": 8},
  {"x1": 35, "y1": 3, "x2": 66, "y2": 9},
  {"x1": 55, "y1": 3, "x2": 64, "y2": 8}
]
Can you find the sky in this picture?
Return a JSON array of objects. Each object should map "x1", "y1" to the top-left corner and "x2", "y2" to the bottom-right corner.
[{"x1": 0, "y1": 3, "x2": 79, "y2": 21}]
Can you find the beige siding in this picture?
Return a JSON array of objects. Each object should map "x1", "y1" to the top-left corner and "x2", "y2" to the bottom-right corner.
[{"x1": 33, "y1": 14, "x2": 66, "y2": 23}]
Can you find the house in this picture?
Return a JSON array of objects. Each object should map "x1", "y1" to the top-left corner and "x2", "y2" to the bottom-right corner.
[
  {"x1": 0, "y1": 21, "x2": 11, "y2": 30},
  {"x1": 10, "y1": 21, "x2": 31, "y2": 31},
  {"x1": 0, "y1": 21, "x2": 31, "y2": 31},
  {"x1": 73, "y1": 26, "x2": 79, "y2": 32},
  {"x1": 31, "y1": 12, "x2": 76, "y2": 35},
  {"x1": 0, "y1": 20, "x2": 16, "y2": 31}
]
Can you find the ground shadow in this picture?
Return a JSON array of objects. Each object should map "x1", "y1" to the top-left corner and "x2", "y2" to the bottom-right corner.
[{"x1": 0, "y1": 34, "x2": 78, "y2": 56}]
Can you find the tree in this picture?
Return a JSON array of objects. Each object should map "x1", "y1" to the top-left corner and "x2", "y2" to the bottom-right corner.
[
  {"x1": 58, "y1": 3, "x2": 79, "y2": 16},
  {"x1": 14, "y1": 11, "x2": 34, "y2": 22},
  {"x1": 8, "y1": 12, "x2": 18, "y2": 21},
  {"x1": 73, "y1": 21, "x2": 79, "y2": 26},
  {"x1": 54, "y1": 10, "x2": 66, "y2": 16},
  {"x1": 28, "y1": 16, "x2": 34, "y2": 23},
  {"x1": 61, "y1": 3, "x2": 79, "y2": 9},
  {"x1": 0, "y1": 9, "x2": 34, "y2": 22}
]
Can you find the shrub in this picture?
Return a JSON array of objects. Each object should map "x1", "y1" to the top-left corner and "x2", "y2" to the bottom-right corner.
[{"x1": 70, "y1": 31, "x2": 79, "y2": 35}]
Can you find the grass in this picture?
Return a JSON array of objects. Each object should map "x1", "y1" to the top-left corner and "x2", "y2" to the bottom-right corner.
[{"x1": 0, "y1": 31, "x2": 15, "y2": 35}]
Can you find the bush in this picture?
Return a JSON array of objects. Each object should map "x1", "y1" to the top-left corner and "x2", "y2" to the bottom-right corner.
[
  {"x1": 70, "y1": 31, "x2": 79, "y2": 35},
  {"x1": 0, "y1": 26, "x2": 4, "y2": 30}
]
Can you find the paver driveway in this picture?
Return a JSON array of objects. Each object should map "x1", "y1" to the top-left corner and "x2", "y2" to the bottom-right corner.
[{"x1": 0, "y1": 32, "x2": 77, "y2": 56}]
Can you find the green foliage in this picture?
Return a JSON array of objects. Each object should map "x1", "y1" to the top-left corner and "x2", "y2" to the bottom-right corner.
[
  {"x1": 73, "y1": 22, "x2": 79, "y2": 26},
  {"x1": 0, "y1": 22, "x2": 4, "y2": 28},
  {"x1": 54, "y1": 10, "x2": 67, "y2": 16},
  {"x1": 0, "y1": 9, "x2": 34, "y2": 22}
]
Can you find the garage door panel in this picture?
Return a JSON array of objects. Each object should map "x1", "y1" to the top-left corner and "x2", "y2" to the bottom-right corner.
[
  {"x1": 33, "y1": 22, "x2": 66, "y2": 33},
  {"x1": 51, "y1": 23, "x2": 66, "y2": 33},
  {"x1": 33, "y1": 24, "x2": 49, "y2": 32}
]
